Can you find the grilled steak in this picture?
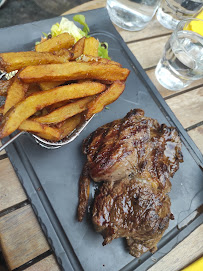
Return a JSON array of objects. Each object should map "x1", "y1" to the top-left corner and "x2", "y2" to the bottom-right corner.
[
  {"x1": 92, "y1": 177, "x2": 173, "y2": 257},
  {"x1": 78, "y1": 109, "x2": 183, "y2": 257},
  {"x1": 82, "y1": 109, "x2": 182, "y2": 190}
]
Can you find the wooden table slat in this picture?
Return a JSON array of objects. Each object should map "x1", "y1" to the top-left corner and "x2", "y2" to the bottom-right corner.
[
  {"x1": 0, "y1": 141, "x2": 6, "y2": 155},
  {"x1": 128, "y1": 35, "x2": 169, "y2": 69},
  {"x1": 0, "y1": 158, "x2": 27, "y2": 212},
  {"x1": 63, "y1": 0, "x2": 106, "y2": 15},
  {"x1": 24, "y1": 255, "x2": 60, "y2": 271},
  {"x1": 146, "y1": 69, "x2": 203, "y2": 98},
  {"x1": 115, "y1": 19, "x2": 171, "y2": 43},
  {"x1": 148, "y1": 225, "x2": 203, "y2": 271},
  {"x1": 166, "y1": 87, "x2": 203, "y2": 129},
  {"x1": 0, "y1": 204, "x2": 50, "y2": 270}
]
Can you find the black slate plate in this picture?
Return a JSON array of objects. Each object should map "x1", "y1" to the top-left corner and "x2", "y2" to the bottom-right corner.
[{"x1": 0, "y1": 8, "x2": 203, "y2": 271}]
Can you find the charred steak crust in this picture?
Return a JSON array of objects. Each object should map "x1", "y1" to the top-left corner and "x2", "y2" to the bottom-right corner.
[
  {"x1": 78, "y1": 162, "x2": 91, "y2": 222},
  {"x1": 92, "y1": 177, "x2": 173, "y2": 256},
  {"x1": 82, "y1": 109, "x2": 183, "y2": 189},
  {"x1": 78, "y1": 109, "x2": 183, "y2": 257}
]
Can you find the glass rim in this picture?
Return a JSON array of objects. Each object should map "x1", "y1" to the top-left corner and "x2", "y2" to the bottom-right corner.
[
  {"x1": 165, "y1": 0, "x2": 203, "y2": 15},
  {"x1": 171, "y1": 18, "x2": 203, "y2": 65},
  {"x1": 175, "y1": 17, "x2": 203, "y2": 31},
  {"x1": 174, "y1": 18, "x2": 203, "y2": 42}
]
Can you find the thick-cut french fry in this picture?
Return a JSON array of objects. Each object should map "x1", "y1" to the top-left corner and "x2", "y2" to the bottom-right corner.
[
  {"x1": 53, "y1": 49, "x2": 71, "y2": 57},
  {"x1": 36, "y1": 114, "x2": 82, "y2": 141},
  {"x1": 0, "y1": 81, "x2": 106, "y2": 138},
  {"x1": 78, "y1": 55, "x2": 122, "y2": 67},
  {"x1": 4, "y1": 74, "x2": 28, "y2": 114},
  {"x1": 38, "y1": 38, "x2": 85, "y2": 91},
  {"x1": 34, "y1": 132, "x2": 59, "y2": 141},
  {"x1": 0, "y1": 51, "x2": 71, "y2": 73},
  {"x1": 0, "y1": 105, "x2": 4, "y2": 114},
  {"x1": 0, "y1": 30, "x2": 130, "y2": 142},
  {"x1": 46, "y1": 101, "x2": 70, "y2": 113},
  {"x1": 69, "y1": 37, "x2": 85, "y2": 60},
  {"x1": 86, "y1": 81, "x2": 125, "y2": 119},
  {"x1": 83, "y1": 37, "x2": 99, "y2": 57},
  {"x1": 26, "y1": 83, "x2": 41, "y2": 97},
  {"x1": 19, "y1": 62, "x2": 130, "y2": 83},
  {"x1": 58, "y1": 114, "x2": 82, "y2": 140},
  {"x1": 33, "y1": 96, "x2": 93, "y2": 124},
  {"x1": 35, "y1": 33, "x2": 74, "y2": 53},
  {"x1": 56, "y1": 37, "x2": 85, "y2": 60},
  {"x1": 19, "y1": 119, "x2": 60, "y2": 141},
  {"x1": 0, "y1": 80, "x2": 11, "y2": 96},
  {"x1": 39, "y1": 81, "x2": 64, "y2": 91}
]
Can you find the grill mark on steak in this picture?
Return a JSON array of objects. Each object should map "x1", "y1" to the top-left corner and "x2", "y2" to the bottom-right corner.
[
  {"x1": 92, "y1": 124, "x2": 112, "y2": 161},
  {"x1": 94, "y1": 116, "x2": 130, "y2": 173}
]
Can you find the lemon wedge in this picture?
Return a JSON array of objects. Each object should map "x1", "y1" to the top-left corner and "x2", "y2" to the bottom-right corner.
[
  {"x1": 183, "y1": 10, "x2": 203, "y2": 36},
  {"x1": 182, "y1": 257, "x2": 203, "y2": 271}
]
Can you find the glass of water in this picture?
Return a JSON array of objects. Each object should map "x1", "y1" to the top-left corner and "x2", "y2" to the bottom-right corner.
[
  {"x1": 106, "y1": 0, "x2": 161, "y2": 31},
  {"x1": 155, "y1": 18, "x2": 203, "y2": 91},
  {"x1": 156, "y1": 0, "x2": 203, "y2": 30}
]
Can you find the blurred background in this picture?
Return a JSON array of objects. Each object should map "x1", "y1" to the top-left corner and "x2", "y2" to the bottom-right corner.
[{"x1": 0, "y1": 0, "x2": 91, "y2": 28}]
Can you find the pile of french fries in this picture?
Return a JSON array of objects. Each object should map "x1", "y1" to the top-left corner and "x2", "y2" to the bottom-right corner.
[{"x1": 0, "y1": 33, "x2": 130, "y2": 142}]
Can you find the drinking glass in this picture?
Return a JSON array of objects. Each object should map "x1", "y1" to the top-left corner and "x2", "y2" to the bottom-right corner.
[
  {"x1": 156, "y1": 0, "x2": 203, "y2": 30},
  {"x1": 0, "y1": 0, "x2": 7, "y2": 8},
  {"x1": 106, "y1": 0, "x2": 161, "y2": 31},
  {"x1": 155, "y1": 18, "x2": 203, "y2": 91}
]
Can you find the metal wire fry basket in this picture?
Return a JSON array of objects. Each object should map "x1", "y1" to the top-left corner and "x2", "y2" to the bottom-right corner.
[{"x1": 0, "y1": 70, "x2": 94, "y2": 151}]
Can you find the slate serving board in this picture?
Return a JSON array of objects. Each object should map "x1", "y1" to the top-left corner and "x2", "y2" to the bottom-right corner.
[{"x1": 0, "y1": 8, "x2": 202, "y2": 271}]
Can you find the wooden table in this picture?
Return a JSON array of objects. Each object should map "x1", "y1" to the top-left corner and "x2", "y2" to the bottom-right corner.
[{"x1": 0, "y1": 1, "x2": 202, "y2": 270}]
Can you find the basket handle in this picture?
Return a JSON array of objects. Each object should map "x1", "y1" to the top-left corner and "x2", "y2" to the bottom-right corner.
[{"x1": 0, "y1": 131, "x2": 25, "y2": 152}]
